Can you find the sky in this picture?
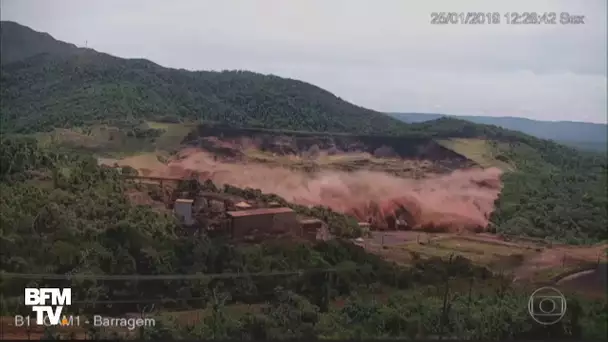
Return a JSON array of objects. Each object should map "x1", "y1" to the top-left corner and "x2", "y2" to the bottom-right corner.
[{"x1": 2, "y1": 0, "x2": 607, "y2": 123}]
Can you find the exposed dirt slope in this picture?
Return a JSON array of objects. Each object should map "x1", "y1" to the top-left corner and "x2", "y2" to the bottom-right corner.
[
  {"x1": 186, "y1": 125, "x2": 475, "y2": 174},
  {"x1": 104, "y1": 145, "x2": 502, "y2": 233}
]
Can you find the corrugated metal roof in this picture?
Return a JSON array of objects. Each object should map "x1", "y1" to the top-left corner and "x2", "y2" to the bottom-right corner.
[{"x1": 227, "y1": 207, "x2": 294, "y2": 217}]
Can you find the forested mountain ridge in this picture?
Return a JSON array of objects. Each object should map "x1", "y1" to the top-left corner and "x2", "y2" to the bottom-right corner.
[
  {"x1": 0, "y1": 21, "x2": 80, "y2": 64},
  {"x1": 0, "y1": 21, "x2": 407, "y2": 135},
  {"x1": 1, "y1": 21, "x2": 602, "y2": 151}
]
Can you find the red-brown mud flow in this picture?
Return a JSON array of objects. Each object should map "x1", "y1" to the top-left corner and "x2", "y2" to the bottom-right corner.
[{"x1": 151, "y1": 148, "x2": 504, "y2": 233}]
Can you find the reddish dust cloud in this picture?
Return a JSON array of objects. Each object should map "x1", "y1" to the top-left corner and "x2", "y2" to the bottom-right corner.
[{"x1": 145, "y1": 148, "x2": 504, "y2": 233}]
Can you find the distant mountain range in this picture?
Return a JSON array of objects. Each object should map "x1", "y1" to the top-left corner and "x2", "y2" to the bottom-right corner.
[{"x1": 389, "y1": 113, "x2": 607, "y2": 152}]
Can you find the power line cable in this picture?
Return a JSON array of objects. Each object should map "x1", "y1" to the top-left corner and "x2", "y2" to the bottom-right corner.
[
  {"x1": 70, "y1": 289, "x2": 289, "y2": 305},
  {"x1": 0, "y1": 265, "x2": 372, "y2": 281}
]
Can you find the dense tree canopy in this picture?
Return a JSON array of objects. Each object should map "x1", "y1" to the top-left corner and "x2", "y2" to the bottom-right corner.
[
  {"x1": 1, "y1": 137, "x2": 605, "y2": 340},
  {"x1": 0, "y1": 22, "x2": 606, "y2": 340},
  {"x1": 0, "y1": 49, "x2": 408, "y2": 135},
  {"x1": 491, "y1": 139, "x2": 607, "y2": 243}
]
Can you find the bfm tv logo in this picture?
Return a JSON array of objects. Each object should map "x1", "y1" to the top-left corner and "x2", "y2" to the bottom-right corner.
[{"x1": 25, "y1": 288, "x2": 72, "y2": 326}]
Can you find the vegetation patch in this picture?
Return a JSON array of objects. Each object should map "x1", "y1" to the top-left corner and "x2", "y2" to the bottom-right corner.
[
  {"x1": 438, "y1": 138, "x2": 515, "y2": 171},
  {"x1": 30, "y1": 121, "x2": 195, "y2": 158},
  {"x1": 436, "y1": 237, "x2": 531, "y2": 257}
]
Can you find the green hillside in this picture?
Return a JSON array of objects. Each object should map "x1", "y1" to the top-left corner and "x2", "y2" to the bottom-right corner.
[
  {"x1": 0, "y1": 21, "x2": 80, "y2": 65},
  {"x1": 0, "y1": 22, "x2": 405, "y2": 135},
  {"x1": 390, "y1": 112, "x2": 608, "y2": 153},
  {"x1": 0, "y1": 21, "x2": 606, "y2": 244},
  {"x1": 1, "y1": 137, "x2": 606, "y2": 340}
]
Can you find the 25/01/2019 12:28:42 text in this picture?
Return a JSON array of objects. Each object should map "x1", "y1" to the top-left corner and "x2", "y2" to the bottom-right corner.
[{"x1": 430, "y1": 12, "x2": 585, "y2": 25}]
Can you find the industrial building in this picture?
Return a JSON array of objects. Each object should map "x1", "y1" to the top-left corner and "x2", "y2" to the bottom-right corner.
[
  {"x1": 129, "y1": 172, "x2": 333, "y2": 242},
  {"x1": 174, "y1": 198, "x2": 195, "y2": 226},
  {"x1": 298, "y1": 217, "x2": 330, "y2": 241},
  {"x1": 226, "y1": 207, "x2": 298, "y2": 241},
  {"x1": 171, "y1": 195, "x2": 332, "y2": 242},
  {"x1": 172, "y1": 192, "x2": 296, "y2": 240},
  {"x1": 194, "y1": 192, "x2": 244, "y2": 212}
]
